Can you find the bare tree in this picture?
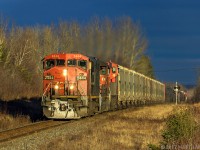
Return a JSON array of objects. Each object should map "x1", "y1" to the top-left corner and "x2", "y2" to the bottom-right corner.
[
  {"x1": 0, "y1": 28, "x2": 5, "y2": 63},
  {"x1": 0, "y1": 16, "x2": 152, "y2": 100},
  {"x1": 68, "y1": 21, "x2": 81, "y2": 53},
  {"x1": 0, "y1": 16, "x2": 7, "y2": 63},
  {"x1": 40, "y1": 25, "x2": 60, "y2": 56},
  {"x1": 114, "y1": 17, "x2": 147, "y2": 69},
  {"x1": 82, "y1": 20, "x2": 96, "y2": 56},
  {"x1": 102, "y1": 18, "x2": 113, "y2": 61},
  {"x1": 57, "y1": 21, "x2": 72, "y2": 52}
]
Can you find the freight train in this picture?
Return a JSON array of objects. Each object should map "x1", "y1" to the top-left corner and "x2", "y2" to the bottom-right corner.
[{"x1": 41, "y1": 53, "x2": 165, "y2": 119}]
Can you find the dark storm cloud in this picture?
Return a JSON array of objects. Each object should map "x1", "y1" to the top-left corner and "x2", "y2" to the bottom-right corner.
[
  {"x1": 0, "y1": 0, "x2": 200, "y2": 85},
  {"x1": 153, "y1": 57, "x2": 200, "y2": 84}
]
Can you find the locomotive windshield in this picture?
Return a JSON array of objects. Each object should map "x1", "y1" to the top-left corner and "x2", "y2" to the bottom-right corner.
[
  {"x1": 67, "y1": 59, "x2": 77, "y2": 66},
  {"x1": 100, "y1": 66, "x2": 107, "y2": 75},
  {"x1": 45, "y1": 59, "x2": 55, "y2": 70},
  {"x1": 57, "y1": 59, "x2": 65, "y2": 66},
  {"x1": 66, "y1": 59, "x2": 87, "y2": 70},
  {"x1": 78, "y1": 60, "x2": 87, "y2": 70},
  {"x1": 44, "y1": 59, "x2": 65, "y2": 70}
]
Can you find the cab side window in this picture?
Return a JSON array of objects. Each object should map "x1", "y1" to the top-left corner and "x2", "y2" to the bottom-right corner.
[{"x1": 112, "y1": 67, "x2": 116, "y2": 73}]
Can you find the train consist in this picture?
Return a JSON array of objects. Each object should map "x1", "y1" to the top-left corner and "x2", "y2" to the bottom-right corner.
[{"x1": 42, "y1": 53, "x2": 165, "y2": 119}]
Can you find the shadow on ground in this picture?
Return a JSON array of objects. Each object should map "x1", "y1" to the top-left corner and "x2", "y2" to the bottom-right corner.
[{"x1": 0, "y1": 97, "x2": 44, "y2": 122}]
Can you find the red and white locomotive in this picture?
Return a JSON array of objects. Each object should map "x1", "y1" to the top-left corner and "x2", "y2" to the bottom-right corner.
[{"x1": 42, "y1": 53, "x2": 165, "y2": 119}]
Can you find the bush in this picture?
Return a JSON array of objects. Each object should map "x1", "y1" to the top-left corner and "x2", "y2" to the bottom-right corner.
[
  {"x1": 162, "y1": 107, "x2": 196, "y2": 144},
  {"x1": 148, "y1": 106, "x2": 197, "y2": 150}
]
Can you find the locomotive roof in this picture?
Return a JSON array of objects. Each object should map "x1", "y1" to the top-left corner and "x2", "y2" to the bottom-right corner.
[
  {"x1": 43, "y1": 53, "x2": 89, "y2": 60},
  {"x1": 43, "y1": 53, "x2": 164, "y2": 85},
  {"x1": 44, "y1": 53, "x2": 108, "y2": 65}
]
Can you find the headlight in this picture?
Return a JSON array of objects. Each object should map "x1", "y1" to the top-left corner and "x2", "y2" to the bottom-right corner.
[
  {"x1": 69, "y1": 85, "x2": 74, "y2": 90},
  {"x1": 63, "y1": 69, "x2": 67, "y2": 76},
  {"x1": 54, "y1": 85, "x2": 59, "y2": 90}
]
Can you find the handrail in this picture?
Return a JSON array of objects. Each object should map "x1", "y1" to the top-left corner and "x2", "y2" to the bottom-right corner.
[
  {"x1": 78, "y1": 84, "x2": 86, "y2": 95},
  {"x1": 43, "y1": 82, "x2": 52, "y2": 97}
]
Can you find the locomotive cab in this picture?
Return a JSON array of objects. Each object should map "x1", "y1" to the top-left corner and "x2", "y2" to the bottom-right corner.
[{"x1": 42, "y1": 53, "x2": 90, "y2": 119}]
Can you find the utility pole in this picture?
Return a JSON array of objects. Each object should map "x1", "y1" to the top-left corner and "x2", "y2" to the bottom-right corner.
[
  {"x1": 176, "y1": 84, "x2": 178, "y2": 105},
  {"x1": 174, "y1": 81, "x2": 180, "y2": 105}
]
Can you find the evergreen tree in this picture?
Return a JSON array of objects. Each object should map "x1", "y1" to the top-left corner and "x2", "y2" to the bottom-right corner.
[{"x1": 134, "y1": 55, "x2": 155, "y2": 78}]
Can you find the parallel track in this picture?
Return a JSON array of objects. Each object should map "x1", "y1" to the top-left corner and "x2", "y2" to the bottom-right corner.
[{"x1": 0, "y1": 120, "x2": 70, "y2": 143}]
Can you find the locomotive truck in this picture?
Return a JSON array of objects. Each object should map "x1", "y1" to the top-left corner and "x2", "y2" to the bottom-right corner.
[{"x1": 41, "y1": 53, "x2": 165, "y2": 119}]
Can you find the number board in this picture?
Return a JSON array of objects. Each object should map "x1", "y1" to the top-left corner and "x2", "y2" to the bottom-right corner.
[
  {"x1": 44, "y1": 75, "x2": 54, "y2": 80},
  {"x1": 77, "y1": 75, "x2": 86, "y2": 80}
]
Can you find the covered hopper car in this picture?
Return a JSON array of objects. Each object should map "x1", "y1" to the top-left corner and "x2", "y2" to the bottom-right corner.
[{"x1": 41, "y1": 53, "x2": 165, "y2": 119}]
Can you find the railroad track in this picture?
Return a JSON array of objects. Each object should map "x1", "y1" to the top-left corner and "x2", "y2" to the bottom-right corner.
[
  {"x1": 0, "y1": 105, "x2": 149, "y2": 144},
  {"x1": 0, "y1": 120, "x2": 70, "y2": 143}
]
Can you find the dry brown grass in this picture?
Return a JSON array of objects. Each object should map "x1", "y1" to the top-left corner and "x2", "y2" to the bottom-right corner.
[
  {"x1": 194, "y1": 105, "x2": 200, "y2": 125},
  {"x1": 41, "y1": 104, "x2": 180, "y2": 150},
  {"x1": 0, "y1": 112, "x2": 31, "y2": 131}
]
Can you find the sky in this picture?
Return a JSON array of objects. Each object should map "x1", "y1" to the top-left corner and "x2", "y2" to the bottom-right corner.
[{"x1": 0, "y1": 0, "x2": 200, "y2": 86}]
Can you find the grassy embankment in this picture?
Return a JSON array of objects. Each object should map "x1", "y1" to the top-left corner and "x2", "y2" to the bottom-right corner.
[
  {"x1": 41, "y1": 103, "x2": 200, "y2": 150},
  {"x1": 0, "y1": 113, "x2": 31, "y2": 131}
]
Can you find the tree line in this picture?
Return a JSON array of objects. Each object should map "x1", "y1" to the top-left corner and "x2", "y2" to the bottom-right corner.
[{"x1": 0, "y1": 16, "x2": 154, "y2": 100}]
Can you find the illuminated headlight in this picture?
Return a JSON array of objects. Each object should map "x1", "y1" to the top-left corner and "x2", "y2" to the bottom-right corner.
[
  {"x1": 69, "y1": 85, "x2": 74, "y2": 90},
  {"x1": 63, "y1": 69, "x2": 67, "y2": 76},
  {"x1": 54, "y1": 85, "x2": 59, "y2": 90}
]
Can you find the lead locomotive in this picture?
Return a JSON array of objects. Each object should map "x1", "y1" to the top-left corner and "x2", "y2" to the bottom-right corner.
[{"x1": 42, "y1": 53, "x2": 165, "y2": 119}]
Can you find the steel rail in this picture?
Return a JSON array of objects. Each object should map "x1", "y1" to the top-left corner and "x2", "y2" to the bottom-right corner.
[{"x1": 0, "y1": 120, "x2": 70, "y2": 143}]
